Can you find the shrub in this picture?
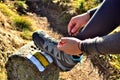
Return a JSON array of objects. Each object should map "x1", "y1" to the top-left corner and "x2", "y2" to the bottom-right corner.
[{"x1": 14, "y1": 1, "x2": 28, "y2": 14}]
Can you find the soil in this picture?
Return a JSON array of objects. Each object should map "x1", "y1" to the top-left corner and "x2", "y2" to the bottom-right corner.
[{"x1": 0, "y1": 1, "x2": 119, "y2": 80}]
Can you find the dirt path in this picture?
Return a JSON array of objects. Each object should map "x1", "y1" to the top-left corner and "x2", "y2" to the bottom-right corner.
[
  {"x1": 24, "y1": 1, "x2": 113, "y2": 80},
  {"x1": 0, "y1": 1, "x2": 116, "y2": 80}
]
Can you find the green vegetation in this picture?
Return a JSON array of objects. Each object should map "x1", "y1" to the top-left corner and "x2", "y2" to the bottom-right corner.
[
  {"x1": 0, "y1": 3, "x2": 17, "y2": 17},
  {"x1": 0, "y1": 2, "x2": 35, "y2": 39},
  {"x1": 54, "y1": 0, "x2": 100, "y2": 13},
  {"x1": 0, "y1": 0, "x2": 120, "y2": 79},
  {"x1": 53, "y1": 0, "x2": 100, "y2": 24},
  {"x1": 13, "y1": 17, "x2": 32, "y2": 31},
  {"x1": 14, "y1": 1, "x2": 28, "y2": 14},
  {"x1": 54, "y1": 0, "x2": 120, "y2": 79},
  {"x1": 14, "y1": 1, "x2": 27, "y2": 10}
]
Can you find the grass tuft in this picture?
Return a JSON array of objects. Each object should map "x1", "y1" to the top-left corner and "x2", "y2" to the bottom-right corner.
[{"x1": 13, "y1": 16, "x2": 32, "y2": 31}]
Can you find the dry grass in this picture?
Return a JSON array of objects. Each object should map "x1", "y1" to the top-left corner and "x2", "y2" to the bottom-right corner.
[{"x1": 0, "y1": 0, "x2": 120, "y2": 80}]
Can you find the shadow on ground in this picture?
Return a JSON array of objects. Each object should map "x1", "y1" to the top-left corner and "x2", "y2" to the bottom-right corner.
[{"x1": 5, "y1": 0, "x2": 119, "y2": 80}]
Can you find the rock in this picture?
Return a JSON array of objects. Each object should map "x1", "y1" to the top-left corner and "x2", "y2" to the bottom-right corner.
[{"x1": 5, "y1": 42, "x2": 60, "y2": 80}]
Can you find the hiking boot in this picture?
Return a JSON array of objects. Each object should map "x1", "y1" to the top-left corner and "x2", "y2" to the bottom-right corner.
[{"x1": 32, "y1": 30, "x2": 83, "y2": 71}]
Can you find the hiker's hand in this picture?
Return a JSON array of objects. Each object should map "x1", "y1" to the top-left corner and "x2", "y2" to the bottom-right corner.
[
  {"x1": 68, "y1": 12, "x2": 90, "y2": 36},
  {"x1": 57, "y1": 37, "x2": 82, "y2": 56}
]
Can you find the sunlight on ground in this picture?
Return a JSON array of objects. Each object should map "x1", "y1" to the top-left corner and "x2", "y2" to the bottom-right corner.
[{"x1": 0, "y1": 70, "x2": 7, "y2": 80}]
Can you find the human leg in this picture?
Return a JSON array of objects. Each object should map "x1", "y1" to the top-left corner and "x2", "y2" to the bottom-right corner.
[{"x1": 76, "y1": 0, "x2": 120, "y2": 40}]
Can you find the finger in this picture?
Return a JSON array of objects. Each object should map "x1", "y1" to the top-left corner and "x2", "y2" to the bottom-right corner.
[
  {"x1": 72, "y1": 31, "x2": 79, "y2": 36},
  {"x1": 71, "y1": 24, "x2": 80, "y2": 35},
  {"x1": 57, "y1": 37, "x2": 67, "y2": 47},
  {"x1": 57, "y1": 41, "x2": 65, "y2": 51},
  {"x1": 68, "y1": 20, "x2": 75, "y2": 35},
  {"x1": 58, "y1": 37, "x2": 71, "y2": 46},
  {"x1": 72, "y1": 27, "x2": 83, "y2": 36},
  {"x1": 58, "y1": 40, "x2": 66, "y2": 47}
]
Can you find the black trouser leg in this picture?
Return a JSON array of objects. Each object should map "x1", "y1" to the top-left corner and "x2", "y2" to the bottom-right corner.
[{"x1": 76, "y1": 0, "x2": 120, "y2": 40}]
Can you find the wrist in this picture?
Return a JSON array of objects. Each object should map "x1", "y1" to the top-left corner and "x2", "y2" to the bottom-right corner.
[
  {"x1": 84, "y1": 12, "x2": 90, "y2": 24},
  {"x1": 86, "y1": 12, "x2": 90, "y2": 19},
  {"x1": 87, "y1": 7, "x2": 97, "y2": 18},
  {"x1": 78, "y1": 41, "x2": 82, "y2": 53}
]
